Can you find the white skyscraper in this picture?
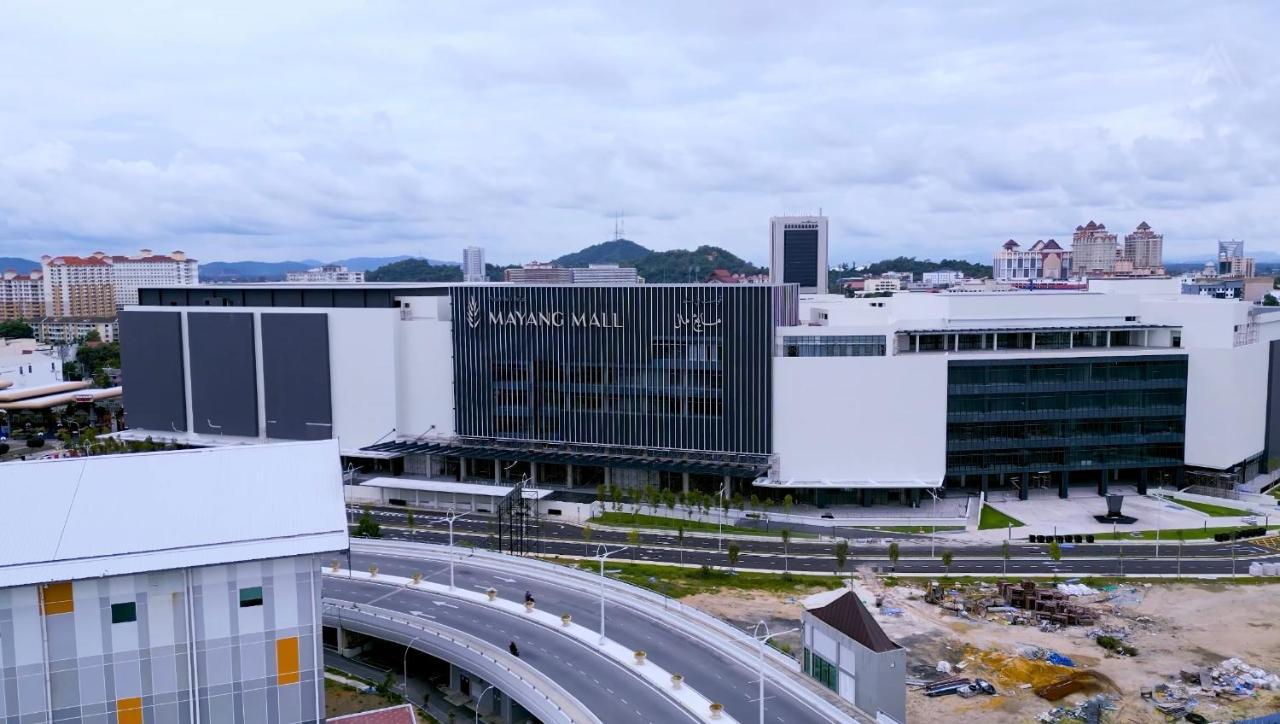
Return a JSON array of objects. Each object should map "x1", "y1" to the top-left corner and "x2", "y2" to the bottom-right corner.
[
  {"x1": 463, "y1": 246, "x2": 486, "y2": 282},
  {"x1": 769, "y1": 215, "x2": 829, "y2": 294}
]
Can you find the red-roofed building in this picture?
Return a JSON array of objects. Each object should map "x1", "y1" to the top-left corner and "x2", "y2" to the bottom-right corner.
[{"x1": 39, "y1": 249, "x2": 199, "y2": 316}]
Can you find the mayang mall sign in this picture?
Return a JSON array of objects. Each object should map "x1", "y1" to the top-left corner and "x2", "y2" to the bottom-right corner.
[{"x1": 465, "y1": 296, "x2": 721, "y2": 332}]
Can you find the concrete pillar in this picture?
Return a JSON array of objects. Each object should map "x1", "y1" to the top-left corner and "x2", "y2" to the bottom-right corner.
[
  {"x1": 1059, "y1": 470, "x2": 1070, "y2": 499},
  {"x1": 909, "y1": 488, "x2": 921, "y2": 507},
  {"x1": 1137, "y1": 468, "x2": 1149, "y2": 496},
  {"x1": 1097, "y1": 469, "x2": 1109, "y2": 497},
  {"x1": 529, "y1": 462, "x2": 538, "y2": 486},
  {"x1": 566, "y1": 464, "x2": 575, "y2": 489},
  {"x1": 682, "y1": 472, "x2": 690, "y2": 494},
  {"x1": 980, "y1": 475, "x2": 989, "y2": 495},
  {"x1": 494, "y1": 460, "x2": 501, "y2": 485},
  {"x1": 604, "y1": 467, "x2": 612, "y2": 486},
  {"x1": 1018, "y1": 472, "x2": 1030, "y2": 501},
  {"x1": 456, "y1": 456, "x2": 464, "y2": 482}
]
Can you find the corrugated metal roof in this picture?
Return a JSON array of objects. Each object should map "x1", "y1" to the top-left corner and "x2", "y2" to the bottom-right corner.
[{"x1": 0, "y1": 440, "x2": 348, "y2": 588}]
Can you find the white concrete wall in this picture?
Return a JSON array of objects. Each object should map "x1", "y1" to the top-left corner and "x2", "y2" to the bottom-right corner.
[
  {"x1": 1184, "y1": 344, "x2": 1269, "y2": 469},
  {"x1": 773, "y1": 355, "x2": 947, "y2": 483},
  {"x1": 395, "y1": 316, "x2": 455, "y2": 438},
  {"x1": 328, "y1": 308, "x2": 400, "y2": 449}
]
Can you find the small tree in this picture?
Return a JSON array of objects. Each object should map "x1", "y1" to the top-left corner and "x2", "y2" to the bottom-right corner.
[
  {"x1": 1117, "y1": 544, "x2": 1125, "y2": 579},
  {"x1": 676, "y1": 525, "x2": 685, "y2": 565},
  {"x1": 749, "y1": 494, "x2": 760, "y2": 513},
  {"x1": 888, "y1": 542, "x2": 900, "y2": 572},
  {"x1": 355, "y1": 506, "x2": 382, "y2": 538},
  {"x1": 1175, "y1": 529, "x2": 1185, "y2": 580},
  {"x1": 405, "y1": 509, "x2": 415, "y2": 531},
  {"x1": 1048, "y1": 540, "x2": 1062, "y2": 581},
  {"x1": 940, "y1": 550, "x2": 954, "y2": 578},
  {"x1": 782, "y1": 494, "x2": 794, "y2": 518},
  {"x1": 835, "y1": 539, "x2": 849, "y2": 576},
  {"x1": 596, "y1": 483, "x2": 606, "y2": 508},
  {"x1": 581, "y1": 524, "x2": 593, "y2": 556},
  {"x1": 664, "y1": 489, "x2": 676, "y2": 515},
  {"x1": 727, "y1": 542, "x2": 740, "y2": 572},
  {"x1": 1001, "y1": 540, "x2": 1010, "y2": 578},
  {"x1": 626, "y1": 529, "x2": 640, "y2": 561},
  {"x1": 781, "y1": 529, "x2": 791, "y2": 574},
  {"x1": 610, "y1": 485, "x2": 622, "y2": 512}
]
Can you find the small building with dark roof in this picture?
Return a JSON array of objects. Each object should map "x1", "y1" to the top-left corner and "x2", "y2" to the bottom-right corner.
[{"x1": 802, "y1": 588, "x2": 906, "y2": 724}]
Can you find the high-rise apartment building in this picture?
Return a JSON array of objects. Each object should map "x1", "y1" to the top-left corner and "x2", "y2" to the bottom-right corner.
[
  {"x1": 40, "y1": 250, "x2": 199, "y2": 315},
  {"x1": 463, "y1": 246, "x2": 486, "y2": 282},
  {"x1": 110, "y1": 250, "x2": 199, "y2": 306},
  {"x1": 1070, "y1": 221, "x2": 1119, "y2": 275},
  {"x1": 0, "y1": 269, "x2": 45, "y2": 320},
  {"x1": 770, "y1": 215, "x2": 829, "y2": 294},
  {"x1": 1217, "y1": 240, "x2": 1255, "y2": 277},
  {"x1": 284, "y1": 265, "x2": 365, "y2": 283},
  {"x1": 0, "y1": 440, "x2": 346, "y2": 724},
  {"x1": 1122, "y1": 222, "x2": 1164, "y2": 272},
  {"x1": 41, "y1": 254, "x2": 116, "y2": 317}
]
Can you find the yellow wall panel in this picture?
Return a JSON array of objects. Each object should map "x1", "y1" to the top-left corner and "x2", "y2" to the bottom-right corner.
[
  {"x1": 117, "y1": 696, "x2": 143, "y2": 724},
  {"x1": 276, "y1": 636, "x2": 300, "y2": 686},
  {"x1": 42, "y1": 581, "x2": 74, "y2": 616}
]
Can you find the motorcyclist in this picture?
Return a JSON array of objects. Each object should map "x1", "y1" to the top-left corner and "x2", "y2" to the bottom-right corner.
[{"x1": 508, "y1": 640, "x2": 520, "y2": 657}]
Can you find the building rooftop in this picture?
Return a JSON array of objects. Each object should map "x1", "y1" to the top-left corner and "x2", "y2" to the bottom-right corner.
[
  {"x1": 804, "y1": 589, "x2": 901, "y2": 653},
  {"x1": 0, "y1": 440, "x2": 347, "y2": 587},
  {"x1": 329, "y1": 704, "x2": 417, "y2": 724}
]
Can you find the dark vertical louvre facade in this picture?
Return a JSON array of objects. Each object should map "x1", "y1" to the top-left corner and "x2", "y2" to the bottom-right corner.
[
  {"x1": 1264, "y1": 340, "x2": 1280, "y2": 473},
  {"x1": 782, "y1": 229, "x2": 819, "y2": 287},
  {"x1": 451, "y1": 285, "x2": 794, "y2": 454},
  {"x1": 119, "y1": 311, "x2": 187, "y2": 432},
  {"x1": 188, "y1": 312, "x2": 259, "y2": 436},
  {"x1": 261, "y1": 313, "x2": 333, "y2": 440}
]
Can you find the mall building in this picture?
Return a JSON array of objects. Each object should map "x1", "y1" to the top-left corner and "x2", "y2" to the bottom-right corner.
[{"x1": 115, "y1": 278, "x2": 1280, "y2": 508}]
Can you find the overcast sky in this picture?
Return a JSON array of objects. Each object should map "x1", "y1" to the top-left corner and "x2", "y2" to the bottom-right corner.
[{"x1": 1, "y1": 1, "x2": 1277, "y2": 266}]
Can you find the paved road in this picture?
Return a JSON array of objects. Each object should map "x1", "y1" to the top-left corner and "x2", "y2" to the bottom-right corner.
[
  {"x1": 341, "y1": 550, "x2": 852, "y2": 724},
  {"x1": 325, "y1": 576, "x2": 694, "y2": 724}
]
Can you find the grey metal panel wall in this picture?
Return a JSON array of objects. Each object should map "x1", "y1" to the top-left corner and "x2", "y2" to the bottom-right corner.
[
  {"x1": 261, "y1": 313, "x2": 333, "y2": 440},
  {"x1": 450, "y1": 285, "x2": 779, "y2": 454},
  {"x1": 1264, "y1": 340, "x2": 1280, "y2": 472},
  {"x1": 188, "y1": 312, "x2": 259, "y2": 436},
  {"x1": 118, "y1": 311, "x2": 187, "y2": 432}
]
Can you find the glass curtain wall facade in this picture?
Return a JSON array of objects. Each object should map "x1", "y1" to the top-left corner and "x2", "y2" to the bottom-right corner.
[
  {"x1": 450, "y1": 285, "x2": 797, "y2": 455},
  {"x1": 945, "y1": 355, "x2": 1188, "y2": 498}
]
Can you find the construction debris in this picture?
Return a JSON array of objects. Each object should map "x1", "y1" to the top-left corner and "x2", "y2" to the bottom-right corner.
[
  {"x1": 1037, "y1": 694, "x2": 1116, "y2": 723},
  {"x1": 998, "y1": 580, "x2": 1097, "y2": 626}
]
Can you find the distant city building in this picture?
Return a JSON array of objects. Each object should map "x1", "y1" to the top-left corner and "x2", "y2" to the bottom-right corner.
[
  {"x1": 770, "y1": 215, "x2": 829, "y2": 293},
  {"x1": 1122, "y1": 221, "x2": 1164, "y2": 273},
  {"x1": 110, "y1": 249, "x2": 198, "y2": 305},
  {"x1": 705, "y1": 269, "x2": 769, "y2": 284},
  {"x1": 0, "y1": 441, "x2": 346, "y2": 724},
  {"x1": 921, "y1": 270, "x2": 965, "y2": 287},
  {"x1": 993, "y1": 239, "x2": 1071, "y2": 281},
  {"x1": 32, "y1": 316, "x2": 118, "y2": 344},
  {"x1": 1070, "y1": 221, "x2": 1118, "y2": 275},
  {"x1": 0, "y1": 269, "x2": 44, "y2": 320},
  {"x1": 1216, "y1": 239, "x2": 1255, "y2": 277},
  {"x1": 39, "y1": 250, "x2": 198, "y2": 314},
  {"x1": 285, "y1": 264, "x2": 365, "y2": 283},
  {"x1": 504, "y1": 262, "x2": 640, "y2": 285},
  {"x1": 861, "y1": 277, "x2": 902, "y2": 295},
  {"x1": 463, "y1": 246, "x2": 486, "y2": 282}
]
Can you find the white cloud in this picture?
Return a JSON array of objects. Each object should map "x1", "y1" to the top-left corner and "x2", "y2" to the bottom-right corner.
[{"x1": 0, "y1": 0, "x2": 1277, "y2": 264}]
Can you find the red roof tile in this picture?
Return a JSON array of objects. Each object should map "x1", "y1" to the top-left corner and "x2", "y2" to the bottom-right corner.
[{"x1": 328, "y1": 704, "x2": 416, "y2": 724}]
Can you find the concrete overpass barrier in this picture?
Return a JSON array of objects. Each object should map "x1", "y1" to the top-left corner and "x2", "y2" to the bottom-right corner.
[{"x1": 322, "y1": 598, "x2": 600, "y2": 724}]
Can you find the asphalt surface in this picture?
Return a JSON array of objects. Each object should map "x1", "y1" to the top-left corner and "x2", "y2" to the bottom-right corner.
[
  {"x1": 339, "y1": 551, "x2": 847, "y2": 724},
  {"x1": 349, "y1": 506, "x2": 1280, "y2": 577},
  {"x1": 324, "y1": 575, "x2": 695, "y2": 724}
]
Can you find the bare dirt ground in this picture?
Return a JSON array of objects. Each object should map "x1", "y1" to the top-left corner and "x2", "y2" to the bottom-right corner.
[{"x1": 685, "y1": 575, "x2": 1280, "y2": 722}]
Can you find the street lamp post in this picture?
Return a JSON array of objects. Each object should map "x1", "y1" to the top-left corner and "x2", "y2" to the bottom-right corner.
[
  {"x1": 594, "y1": 545, "x2": 629, "y2": 645},
  {"x1": 717, "y1": 481, "x2": 728, "y2": 553},
  {"x1": 443, "y1": 509, "x2": 471, "y2": 591},
  {"x1": 750, "y1": 621, "x2": 798, "y2": 724},
  {"x1": 924, "y1": 488, "x2": 940, "y2": 558},
  {"x1": 475, "y1": 684, "x2": 497, "y2": 724},
  {"x1": 402, "y1": 635, "x2": 424, "y2": 701}
]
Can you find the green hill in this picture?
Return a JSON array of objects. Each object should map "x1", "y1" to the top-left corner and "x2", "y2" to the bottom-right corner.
[
  {"x1": 636, "y1": 246, "x2": 764, "y2": 283},
  {"x1": 554, "y1": 239, "x2": 651, "y2": 267},
  {"x1": 366, "y1": 258, "x2": 463, "y2": 282}
]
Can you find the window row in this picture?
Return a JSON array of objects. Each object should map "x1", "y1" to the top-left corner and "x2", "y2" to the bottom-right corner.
[
  {"x1": 900, "y1": 329, "x2": 1175, "y2": 353},
  {"x1": 803, "y1": 649, "x2": 839, "y2": 692},
  {"x1": 946, "y1": 444, "x2": 1184, "y2": 471},
  {"x1": 950, "y1": 359, "x2": 1186, "y2": 386},
  {"x1": 947, "y1": 417, "x2": 1184, "y2": 442},
  {"x1": 949, "y1": 389, "x2": 1185, "y2": 414},
  {"x1": 780, "y1": 335, "x2": 887, "y2": 357}
]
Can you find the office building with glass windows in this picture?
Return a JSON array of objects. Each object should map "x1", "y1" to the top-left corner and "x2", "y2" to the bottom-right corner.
[
  {"x1": 116, "y1": 280, "x2": 1280, "y2": 511},
  {"x1": 0, "y1": 441, "x2": 346, "y2": 724}
]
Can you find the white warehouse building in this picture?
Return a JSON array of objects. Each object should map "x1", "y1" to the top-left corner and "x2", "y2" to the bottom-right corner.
[{"x1": 114, "y1": 281, "x2": 1280, "y2": 512}]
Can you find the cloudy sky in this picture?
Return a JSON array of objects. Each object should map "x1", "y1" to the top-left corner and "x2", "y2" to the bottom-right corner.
[{"x1": 1, "y1": 1, "x2": 1277, "y2": 266}]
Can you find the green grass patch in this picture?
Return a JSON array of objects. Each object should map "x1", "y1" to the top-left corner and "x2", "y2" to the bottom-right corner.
[
  {"x1": 1270, "y1": 487, "x2": 1280, "y2": 500},
  {"x1": 849, "y1": 525, "x2": 965, "y2": 534},
  {"x1": 571, "y1": 560, "x2": 843, "y2": 597},
  {"x1": 1169, "y1": 497, "x2": 1253, "y2": 517},
  {"x1": 1093, "y1": 525, "x2": 1277, "y2": 541},
  {"x1": 588, "y1": 512, "x2": 810, "y2": 537},
  {"x1": 979, "y1": 505, "x2": 1025, "y2": 530}
]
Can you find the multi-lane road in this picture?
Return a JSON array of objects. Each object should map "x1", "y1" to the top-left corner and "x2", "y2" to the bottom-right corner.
[
  {"x1": 350, "y1": 505, "x2": 1280, "y2": 577},
  {"x1": 337, "y1": 546, "x2": 857, "y2": 724}
]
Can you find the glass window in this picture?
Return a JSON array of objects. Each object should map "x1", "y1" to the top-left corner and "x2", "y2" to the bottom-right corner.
[
  {"x1": 239, "y1": 586, "x2": 264, "y2": 608},
  {"x1": 111, "y1": 602, "x2": 137, "y2": 624}
]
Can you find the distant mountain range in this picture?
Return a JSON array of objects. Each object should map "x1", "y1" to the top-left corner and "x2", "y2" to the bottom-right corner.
[
  {"x1": 0, "y1": 257, "x2": 40, "y2": 273},
  {"x1": 201, "y1": 255, "x2": 458, "y2": 281}
]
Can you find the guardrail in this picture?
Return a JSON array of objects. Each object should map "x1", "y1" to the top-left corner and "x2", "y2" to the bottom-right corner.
[
  {"x1": 323, "y1": 598, "x2": 600, "y2": 724},
  {"x1": 352, "y1": 539, "x2": 867, "y2": 723}
]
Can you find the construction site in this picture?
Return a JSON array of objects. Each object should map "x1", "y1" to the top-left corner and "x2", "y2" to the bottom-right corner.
[{"x1": 860, "y1": 571, "x2": 1280, "y2": 723}]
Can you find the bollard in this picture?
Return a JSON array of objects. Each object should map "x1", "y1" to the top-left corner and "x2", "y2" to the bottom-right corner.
[
  {"x1": 560, "y1": 614, "x2": 572, "y2": 627},
  {"x1": 633, "y1": 650, "x2": 647, "y2": 665},
  {"x1": 486, "y1": 588, "x2": 497, "y2": 602},
  {"x1": 671, "y1": 674, "x2": 683, "y2": 689},
  {"x1": 411, "y1": 572, "x2": 422, "y2": 585}
]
